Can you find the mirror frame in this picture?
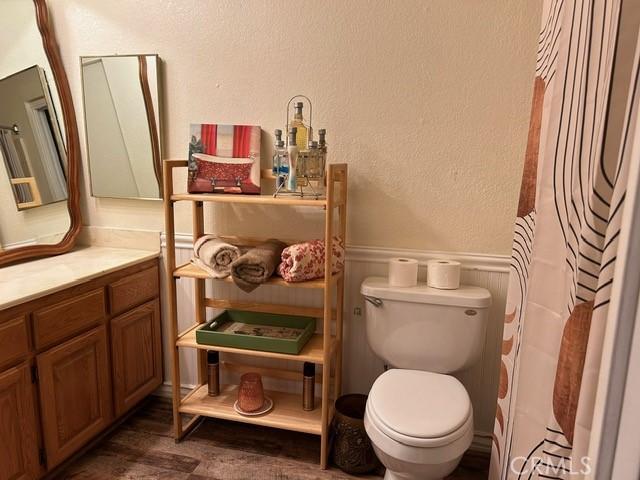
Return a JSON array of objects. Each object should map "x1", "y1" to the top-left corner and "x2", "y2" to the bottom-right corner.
[{"x1": 0, "y1": 0, "x2": 81, "y2": 266}]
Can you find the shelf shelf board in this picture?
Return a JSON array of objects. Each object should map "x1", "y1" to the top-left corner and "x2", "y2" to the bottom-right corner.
[
  {"x1": 176, "y1": 324, "x2": 331, "y2": 364},
  {"x1": 179, "y1": 384, "x2": 323, "y2": 435},
  {"x1": 173, "y1": 262, "x2": 341, "y2": 289},
  {"x1": 204, "y1": 297, "x2": 332, "y2": 319},
  {"x1": 171, "y1": 192, "x2": 328, "y2": 208}
]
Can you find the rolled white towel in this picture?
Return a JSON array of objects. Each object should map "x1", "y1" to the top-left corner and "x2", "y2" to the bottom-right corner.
[{"x1": 191, "y1": 235, "x2": 240, "y2": 278}]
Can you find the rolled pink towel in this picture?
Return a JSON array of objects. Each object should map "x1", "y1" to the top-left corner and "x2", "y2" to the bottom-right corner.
[{"x1": 278, "y1": 238, "x2": 345, "y2": 282}]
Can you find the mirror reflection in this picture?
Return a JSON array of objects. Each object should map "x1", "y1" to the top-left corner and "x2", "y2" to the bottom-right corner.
[
  {"x1": 0, "y1": 66, "x2": 67, "y2": 210},
  {"x1": 0, "y1": 0, "x2": 70, "y2": 251},
  {"x1": 81, "y1": 54, "x2": 162, "y2": 200}
]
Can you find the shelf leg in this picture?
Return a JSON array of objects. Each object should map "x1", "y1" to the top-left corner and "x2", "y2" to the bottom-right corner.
[
  {"x1": 335, "y1": 276, "x2": 345, "y2": 399},
  {"x1": 320, "y1": 353, "x2": 332, "y2": 470},
  {"x1": 192, "y1": 201, "x2": 208, "y2": 386},
  {"x1": 320, "y1": 165, "x2": 336, "y2": 469},
  {"x1": 177, "y1": 414, "x2": 204, "y2": 443},
  {"x1": 335, "y1": 165, "x2": 347, "y2": 399},
  {"x1": 163, "y1": 162, "x2": 183, "y2": 441}
]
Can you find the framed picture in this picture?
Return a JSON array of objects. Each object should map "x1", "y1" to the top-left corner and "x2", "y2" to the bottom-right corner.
[{"x1": 188, "y1": 123, "x2": 261, "y2": 194}]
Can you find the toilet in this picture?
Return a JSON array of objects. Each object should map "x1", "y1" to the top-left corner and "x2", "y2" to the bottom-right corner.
[{"x1": 360, "y1": 277, "x2": 491, "y2": 480}]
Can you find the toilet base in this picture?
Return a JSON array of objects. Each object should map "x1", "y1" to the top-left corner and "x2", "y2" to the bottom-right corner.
[
  {"x1": 379, "y1": 458, "x2": 460, "y2": 480},
  {"x1": 384, "y1": 469, "x2": 413, "y2": 480}
]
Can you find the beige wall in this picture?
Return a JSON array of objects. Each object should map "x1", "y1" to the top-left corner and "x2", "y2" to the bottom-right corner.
[{"x1": 50, "y1": 0, "x2": 541, "y2": 255}]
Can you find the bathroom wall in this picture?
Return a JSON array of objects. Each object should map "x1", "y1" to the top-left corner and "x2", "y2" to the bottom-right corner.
[
  {"x1": 45, "y1": 0, "x2": 541, "y2": 451},
  {"x1": 49, "y1": 0, "x2": 541, "y2": 255}
]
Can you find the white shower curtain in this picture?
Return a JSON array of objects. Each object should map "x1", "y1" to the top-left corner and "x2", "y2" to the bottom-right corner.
[{"x1": 491, "y1": 0, "x2": 640, "y2": 478}]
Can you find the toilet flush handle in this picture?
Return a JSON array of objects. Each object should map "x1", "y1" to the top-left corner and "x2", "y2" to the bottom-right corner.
[{"x1": 363, "y1": 295, "x2": 383, "y2": 308}]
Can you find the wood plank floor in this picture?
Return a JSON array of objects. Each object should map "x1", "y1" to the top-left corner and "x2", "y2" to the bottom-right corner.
[{"x1": 55, "y1": 395, "x2": 488, "y2": 480}]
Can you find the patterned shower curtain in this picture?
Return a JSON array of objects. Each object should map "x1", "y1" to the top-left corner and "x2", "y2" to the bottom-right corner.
[{"x1": 491, "y1": 0, "x2": 639, "y2": 478}]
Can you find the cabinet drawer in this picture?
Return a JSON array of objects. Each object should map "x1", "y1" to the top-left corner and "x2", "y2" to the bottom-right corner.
[
  {"x1": 0, "y1": 316, "x2": 30, "y2": 369},
  {"x1": 33, "y1": 289, "x2": 106, "y2": 350},
  {"x1": 108, "y1": 265, "x2": 158, "y2": 316}
]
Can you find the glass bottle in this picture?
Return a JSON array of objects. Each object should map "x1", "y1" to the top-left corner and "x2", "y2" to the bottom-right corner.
[
  {"x1": 307, "y1": 141, "x2": 320, "y2": 178},
  {"x1": 287, "y1": 128, "x2": 298, "y2": 191},
  {"x1": 273, "y1": 140, "x2": 288, "y2": 189},
  {"x1": 272, "y1": 130, "x2": 282, "y2": 175},
  {"x1": 318, "y1": 129, "x2": 327, "y2": 153},
  {"x1": 290, "y1": 102, "x2": 309, "y2": 150}
]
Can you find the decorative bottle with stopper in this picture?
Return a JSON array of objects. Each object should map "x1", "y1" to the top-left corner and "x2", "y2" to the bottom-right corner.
[
  {"x1": 287, "y1": 127, "x2": 298, "y2": 191},
  {"x1": 291, "y1": 102, "x2": 310, "y2": 150},
  {"x1": 318, "y1": 129, "x2": 327, "y2": 153}
]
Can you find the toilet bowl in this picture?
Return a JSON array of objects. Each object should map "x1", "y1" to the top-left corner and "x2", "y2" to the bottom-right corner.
[
  {"x1": 364, "y1": 369, "x2": 474, "y2": 480},
  {"x1": 360, "y1": 277, "x2": 491, "y2": 480}
]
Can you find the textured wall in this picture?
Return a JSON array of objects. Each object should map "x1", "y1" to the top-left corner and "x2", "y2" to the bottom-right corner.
[{"x1": 49, "y1": 0, "x2": 540, "y2": 254}]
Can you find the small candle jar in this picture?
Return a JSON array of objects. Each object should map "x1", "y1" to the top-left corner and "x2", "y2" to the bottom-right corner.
[{"x1": 237, "y1": 372, "x2": 265, "y2": 412}]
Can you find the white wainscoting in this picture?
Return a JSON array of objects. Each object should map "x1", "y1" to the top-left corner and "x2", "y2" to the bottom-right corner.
[{"x1": 160, "y1": 235, "x2": 509, "y2": 451}]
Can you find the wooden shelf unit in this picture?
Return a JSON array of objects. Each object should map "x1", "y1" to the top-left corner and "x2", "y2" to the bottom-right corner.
[{"x1": 163, "y1": 160, "x2": 348, "y2": 469}]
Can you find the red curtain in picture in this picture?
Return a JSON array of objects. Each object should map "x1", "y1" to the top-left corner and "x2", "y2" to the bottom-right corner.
[
  {"x1": 201, "y1": 124, "x2": 217, "y2": 155},
  {"x1": 233, "y1": 125, "x2": 252, "y2": 158}
]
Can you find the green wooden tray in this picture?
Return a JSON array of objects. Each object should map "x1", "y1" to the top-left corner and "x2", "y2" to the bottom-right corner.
[{"x1": 195, "y1": 310, "x2": 316, "y2": 355}]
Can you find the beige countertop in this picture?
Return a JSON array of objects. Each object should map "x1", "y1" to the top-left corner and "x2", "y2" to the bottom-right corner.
[{"x1": 0, "y1": 245, "x2": 160, "y2": 310}]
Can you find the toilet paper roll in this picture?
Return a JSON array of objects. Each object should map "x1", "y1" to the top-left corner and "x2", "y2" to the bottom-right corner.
[
  {"x1": 427, "y1": 259, "x2": 461, "y2": 289},
  {"x1": 388, "y1": 258, "x2": 419, "y2": 287}
]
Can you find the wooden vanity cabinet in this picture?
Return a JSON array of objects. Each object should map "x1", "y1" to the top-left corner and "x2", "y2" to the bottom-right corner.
[
  {"x1": 0, "y1": 258, "x2": 161, "y2": 478},
  {"x1": 111, "y1": 299, "x2": 162, "y2": 417},
  {"x1": 37, "y1": 325, "x2": 113, "y2": 469},
  {"x1": 0, "y1": 363, "x2": 42, "y2": 480}
]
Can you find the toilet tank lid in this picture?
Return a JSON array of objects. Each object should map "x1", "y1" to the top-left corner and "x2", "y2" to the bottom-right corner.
[{"x1": 360, "y1": 277, "x2": 491, "y2": 308}]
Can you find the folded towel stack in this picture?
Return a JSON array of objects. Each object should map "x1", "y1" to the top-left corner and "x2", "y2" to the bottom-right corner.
[
  {"x1": 231, "y1": 239, "x2": 287, "y2": 293},
  {"x1": 278, "y1": 237, "x2": 345, "y2": 283},
  {"x1": 191, "y1": 235, "x2": 240, "y2": 278},
  {"x1": 191, "y1": 236, "x2": 345, "y2": 291}
]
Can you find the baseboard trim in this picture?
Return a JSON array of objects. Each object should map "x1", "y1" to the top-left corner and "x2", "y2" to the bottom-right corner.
[{"x1": 160, "y1": 234, "x2": 510, "y2": 273}]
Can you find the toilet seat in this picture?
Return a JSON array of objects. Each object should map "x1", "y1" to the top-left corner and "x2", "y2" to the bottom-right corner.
[{"x1": 367, "y1": 369, "x2": 472, "y2": 448}]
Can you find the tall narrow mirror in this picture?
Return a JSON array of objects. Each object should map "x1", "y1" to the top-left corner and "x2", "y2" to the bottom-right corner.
[
  {"x1": 0, "y1": 0, "x2": 76, "y2": 253},
  {"x1": 81, "y1": 54, "x2": 162, "y2": 200}
]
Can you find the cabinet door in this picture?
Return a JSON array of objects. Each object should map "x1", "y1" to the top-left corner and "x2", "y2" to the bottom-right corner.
[
  {"x1": 37, "y1": 325, "x2": 112, "y2": 469},
  {"x1": 0, "y1": 363, "x2": 41, "y2": 480},
  {"x1": 111, "y1": 299, "x2": 162, "y2": 417}
]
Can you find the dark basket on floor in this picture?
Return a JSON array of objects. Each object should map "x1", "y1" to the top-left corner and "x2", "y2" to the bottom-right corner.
[{"x1": 330, "y1": 394, "x2": 381, "y2": 474}]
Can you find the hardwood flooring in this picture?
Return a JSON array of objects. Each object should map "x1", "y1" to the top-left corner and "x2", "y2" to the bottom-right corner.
[{"x1": 55, "y1": 395, "x2": 488, "y2": 480}]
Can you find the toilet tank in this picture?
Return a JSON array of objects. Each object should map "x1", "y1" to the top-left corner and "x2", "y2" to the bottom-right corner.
[{"x1": 360, "y1": 277, "x2": 491, "y2": 374}]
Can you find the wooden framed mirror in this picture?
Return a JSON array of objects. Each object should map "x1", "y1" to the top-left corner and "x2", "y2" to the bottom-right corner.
[
  {"x1": 81, "y1": 54, "x2": 162, "y2": 200},
  {"x1": 0, "y1": 0, "x2": 81, "y2": 266}
]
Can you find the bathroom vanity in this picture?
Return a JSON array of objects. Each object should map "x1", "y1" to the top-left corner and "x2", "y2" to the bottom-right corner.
[{"x1": 0, "y1": 245, "x2": 162, "y2": 478}]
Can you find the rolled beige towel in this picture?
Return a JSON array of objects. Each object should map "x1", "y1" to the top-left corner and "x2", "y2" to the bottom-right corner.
[
  {"x1": 231, "y1": 239, "x2": 287, "y2": 293},
  {"x1": 191, "y1": 235, "x2": 241, "y2": 278}
]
